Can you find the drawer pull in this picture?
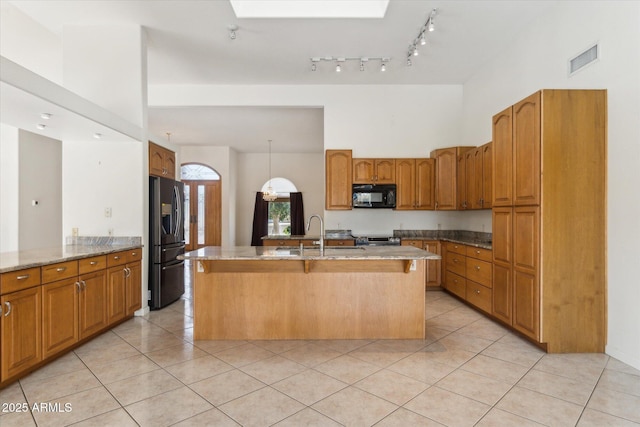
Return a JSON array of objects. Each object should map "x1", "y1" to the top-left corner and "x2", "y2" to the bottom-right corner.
[
  {"x1": 453, "y1": 258, "x2": 459, "y2": 263},
  {"x1": 131, "y1": 252, "x2": 137, "y2": 256},
  {"x1": 475, "y1": 289, "x2": 480, "y2": 294},
  {"x1": 454, "y1": 279, "x2": 458, "y2": 283},
  {"x1": 475, "y1": 266, "x2": 481, "y2": 271},
  {"x1": 476, "y1": 250, "x2": 481, "y2": 254},
  {"x1": 90, "y1": 261, "x2": 98, "y2": 266},
  {"x1": 114, "y1": 256, "x2": 120, "y2": 260},
  {"x1": 56, "y1": 267, "x2": 67, "y2": 272},
  {"x1": 16, "y1": 274, "x2": 29, "y2": 280}
]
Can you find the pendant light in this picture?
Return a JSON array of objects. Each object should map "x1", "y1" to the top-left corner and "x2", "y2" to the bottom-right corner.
[{"x1": 263, "y1": 139, "x2": 278, "y2": 201}]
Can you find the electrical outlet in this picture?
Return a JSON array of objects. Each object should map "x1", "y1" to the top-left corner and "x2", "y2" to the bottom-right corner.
[
  {"x1": 104, "y1": 207, "x2": 112, "y2": 217},
  {"x1": 72, "y1": 228, "x2": 78, "y2": 237},
  {"x1": 410, "y1": 260, "x2": 417, "y2": 271}
]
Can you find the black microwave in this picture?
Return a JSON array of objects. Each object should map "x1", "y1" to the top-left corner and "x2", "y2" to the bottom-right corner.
[{"x1": 352, "y1": 184, "x2": 396, "y2": 208}]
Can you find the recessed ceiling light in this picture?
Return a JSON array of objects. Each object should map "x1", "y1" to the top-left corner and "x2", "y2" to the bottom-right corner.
[
  {"x1": 36, "y1": 123, "x2": 46, "y2": 130},
  {"x1": 93, "y1": 133, "x2": 102, "y2": 139},
  {"x1": 40, "y1": 113, "x2": 51, "y2": 120},
  {"x1": 229, "y1": 0, "x2": 389, "y2": 18}
]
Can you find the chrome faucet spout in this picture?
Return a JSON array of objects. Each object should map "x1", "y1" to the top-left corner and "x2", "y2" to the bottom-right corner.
[{"x1": 306, "y1": 214, "x2": 324, "y2": 255}]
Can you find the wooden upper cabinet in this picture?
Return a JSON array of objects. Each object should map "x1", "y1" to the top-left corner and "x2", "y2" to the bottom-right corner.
[
  {"x1": 353, "y1": 159, "x2": 395, "y2": 184},
  {"x1": 396, "y1": 158, "x2": 434, "y2": 210},
  {"x1": 492, "y1": 106, "x2": 513, "y2": 206},
  {"x1": 325, "y1": 150, "x2": 353, "y2": 210},
  {"x1": 513, "y1": 91, "x2": 541, "y2": 206},
  {"x1": 395, "y1": 159, "x2": 416, "y2": 210},
  {"x1": 457, "y1": 153, "x2": 467, "y2": 210},
  {"x1": 481, "y1": 142, "x2": 493, "y2": 209},
  {"x1": 431, "y1": 147, "x2": 474, "y2": 210},
  {"x1": 149, "y1": 142, "x2": 176, "y2": 179},
  {"x1": 415, "y1": 158, "x2": 435, "y2": 210}
]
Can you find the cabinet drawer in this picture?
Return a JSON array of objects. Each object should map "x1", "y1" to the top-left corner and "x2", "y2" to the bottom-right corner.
[
  {"x1": 446, "y1": 253, "x2": 466, "y2": 277},
  {"x1": 42, "y1": 261, "x2": 78, "y2": 284},
  {"x1": 106, "y1": 251, "x2": 128, "y2": 267},
  {"x1": 466, "y1": 246, "x2": 492, "y2": 262},
  {"x1": 445, "y1": 271, "x2": 466, "y2": 299},
  {"x1": 263, "y1": 239, "x2": 300, "y2": 247},
  {"x1": 466, "y1": 281, "x2": 492, "y2": 313},
  {"x1": 402, "y1": 239, "x2": 423, "y2": 248},
  {"x1": 326, "y1": 239, "x2": 355, "y2": 247},
  {"x1": 79, "y1": 256, "x2": 107, "y2": 274},
  {"x1": 1, "y1": 267, "x2": 41, "y2": 294},
  {"x1": 466, "y1": 259, "x2": 492, "y2": 288},
  {"x1": 127, "y1": 248, "x2": 142, "y2": 263},
  {"x1": 446, "y1": 242, "x2": 466, "y2": 255}
]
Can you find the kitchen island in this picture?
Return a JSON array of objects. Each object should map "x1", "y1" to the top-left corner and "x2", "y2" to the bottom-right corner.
[{"x1": 181, "y1": 246, "x2": 439, "y2": 340}]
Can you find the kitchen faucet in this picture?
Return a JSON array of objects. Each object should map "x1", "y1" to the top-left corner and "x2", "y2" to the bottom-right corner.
[{"x1": 306, "y1": 214, "x2": 324, "y2": 255}]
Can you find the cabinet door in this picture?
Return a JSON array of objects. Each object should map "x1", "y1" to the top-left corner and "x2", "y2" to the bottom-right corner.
[
  {"x1": 164, "y1": 150, "x2": 176, "y2": 180},
  {"x1": 106, "y1": 267, "x2": 127, "y2": 325},
  {"x1": 433, "y1": 148, "x2": 457, "y2": 210},
  {"x1": 492, "y1": 262, "x2": 512, "y2": 324},
  {"x1": 424, "y1": 241, "x2": 441, "y2": 287},
  {"x1": 1, "y1": 287, "x2": 42, "y2": 380},
  {"x1": 149, "y1": 142, "x2": 165, "y2": 177},
  {"x1": 481, "y1": 142, "x2": 492, "y2": 209},
  {"x1": 457, "y1": 154, "x2": 467, "y2": 210},
  {"x1": 352, "y1": 159, "x2": 375, "y2": 183},
  {"x1": 513, "y1": 206, "x2": 540, "y2": 340},
  {"x1": 513, "y1": 91, "x2": 541, "y2": 206},
  {"x1": 395, "y1": 159, "x2": 415, "y2": 210},
  {"x1": 473, "y1": 147, "x2": 484, "y2": 209},
  {"x1": 42, "y1": 278, "x2": 78, "y2": 358},
  {"x1": 79, "y1": 271, "x2": 108, "y2": 338},
  {"x1": 325, "y1": 150, "x2": 353, "y2": 210},
  {"x1": 492, "y1": 106, "x2": 513, "y2": 206},
  {"x1": 464, "y1": 150, "x2": 475, "y2": 209},
  {"x1": 375, "y1": 159, "x2": 395, "y2": 183},
  {"x1": 492, "y1": 208, "x2": 513, "y2": 266},
  {"x1": 415, "y1": 158, "x2": 435, "y2": 209},
  {"x1": 126, "y1": 262, "x2": 142, "y2": 316}
]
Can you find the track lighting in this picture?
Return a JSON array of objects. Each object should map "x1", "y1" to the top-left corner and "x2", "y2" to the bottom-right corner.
[
  {"x1": 309, "y1": 56, "x2": 391, "y2": 73},
  {"x1": 406, "y1": 8, "x2": 438, "y2": 66}
]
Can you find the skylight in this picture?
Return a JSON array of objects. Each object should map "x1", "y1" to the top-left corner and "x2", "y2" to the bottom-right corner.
[{"x1": 229, "y1": 0, "x2": 389, "y2": 18}]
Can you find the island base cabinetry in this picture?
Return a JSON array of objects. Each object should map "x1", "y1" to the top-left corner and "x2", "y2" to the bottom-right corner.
[{"x1": 194, "y1": 259, "x2": 426, "y2": 340}]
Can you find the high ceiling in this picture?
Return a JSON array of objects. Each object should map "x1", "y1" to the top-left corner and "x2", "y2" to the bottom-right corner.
[{"x1": 5, "y1": 0, "x2": 558, "y2": 152}]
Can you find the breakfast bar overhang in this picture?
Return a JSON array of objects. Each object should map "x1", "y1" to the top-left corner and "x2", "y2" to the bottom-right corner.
[{"x1": 180, "y1": 246, "x2": 440, "y2": 340}]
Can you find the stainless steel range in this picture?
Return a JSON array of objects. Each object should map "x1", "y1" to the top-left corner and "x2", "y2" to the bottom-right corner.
[{"x1": 354, "y1": 235, "x2": 401, "y2": 246}]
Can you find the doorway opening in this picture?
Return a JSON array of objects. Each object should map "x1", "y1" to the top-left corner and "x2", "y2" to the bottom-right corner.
[{"x1": 181, "y1": 163, "x2": 222, "y2": 251}]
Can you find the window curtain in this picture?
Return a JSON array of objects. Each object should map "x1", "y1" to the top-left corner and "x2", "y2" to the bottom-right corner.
[
  {"x1": 251, "y1": 192, "x2": 269, "y2": 246},
  {"x1": 290, "y1": 192, "x2": 305, "y2": 236}
]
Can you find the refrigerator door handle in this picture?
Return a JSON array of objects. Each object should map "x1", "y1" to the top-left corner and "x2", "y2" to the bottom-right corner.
[
  {"x1": 162, "y1": 260, "x2": 185, "y2": 271},
  {"x1": 173, "y1": 185, "x2": 182, "y2": 238}
]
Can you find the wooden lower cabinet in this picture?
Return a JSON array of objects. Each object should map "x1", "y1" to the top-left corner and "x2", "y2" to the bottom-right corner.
[
  {"x1": 125, "y1": 261, "x2": 142, "y2": 316},
  {"x1": 107, "y1": 266, "x2": 128, "y2": 325},
  {"x1": 79, "y1": 271, "x2": 108, "y2": 338},
  {"x1": 401, "y1": 239, "x2": 441, "y2": 288},
  {"x1": 1, "y1": 286, "x2": 42, "y2": 380},
  {"x1": 442, "y1": 242, "x2": 493, "y2": 314}
]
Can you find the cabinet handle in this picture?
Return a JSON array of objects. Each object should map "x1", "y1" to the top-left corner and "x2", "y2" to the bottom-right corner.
[
  {"x1": 4, "y1": 302, "x2": 11, "y2": 316},
  {"x1": 476, "y1": 250, "x2": 481, "y2": 254},
  {"x1": 475, "y1": 289, "x2": 481, "y2": 294},
  {"x1": 56, "y1": 267, "x2": 66, "y2": 272},
  {"x1": 81, "y1": 280, "x2": 87, "y2": 290},
  {"x1": 114, "y1": 256, "x2": 120, "y2": 260},
  {"x1": 453, "y1": 258, "x2": 459, "y2": 263},
  {"x1": 454, "y1": 279, "x2": 458, "y2": 284},
  {"x1": 131, "y1": 252, "x2": 137, "y2": 256},
  {"x1": 16, "y1": 274, "x2": 29, "y2": 280},
  {"x1": 90, "y1": 261, "x2": 98, "y2": 266},
  {"x1": 475, "y1": 266, "x2": 481, "y2": 271},
  {"x1": 75, "y1": 281, "x2": 81, "y2": 291},
  {"x1": 124, "y1": 267, "x2": 131, "y2": 278}
]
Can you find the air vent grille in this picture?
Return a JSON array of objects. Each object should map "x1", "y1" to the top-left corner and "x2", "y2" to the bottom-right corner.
[{"x1": 569, "y1": 44, "x2": 599, "y2": 75}]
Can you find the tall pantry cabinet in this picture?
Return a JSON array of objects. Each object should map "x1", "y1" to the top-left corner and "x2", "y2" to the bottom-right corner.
[{"x1": 491, "y1": 90, "x2": 607, "y2": 353}]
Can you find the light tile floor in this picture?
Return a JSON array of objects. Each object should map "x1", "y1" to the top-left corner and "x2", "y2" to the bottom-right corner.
[{"x1": 2, "y1": 280, "x2": 639, "y2": 426}]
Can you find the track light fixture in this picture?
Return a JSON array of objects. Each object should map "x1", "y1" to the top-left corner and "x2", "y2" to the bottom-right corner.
[
  {"x1": 310, "y1": 56, "x2": 391, "y2": 73},
  {"x1": 406, "y1": 8, "x2": 438, "y2": 66}
]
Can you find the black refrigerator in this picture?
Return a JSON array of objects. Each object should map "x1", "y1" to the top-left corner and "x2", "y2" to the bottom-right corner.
[{"x1": 149, "y1": 176, "x2": 185, "y2": 309}]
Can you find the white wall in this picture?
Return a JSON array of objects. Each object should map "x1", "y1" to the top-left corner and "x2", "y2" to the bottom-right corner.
[
  {"x1": 63, "y1": 139, "x2": 143, "y2": 238},
  {"x1": 461, "y1": 1, "x2": 640, "y2": 370},
  {"x1": 0, "y1": 124, "x2": 19, "y2": 252},
  {"x1": 0, "y1": 2, "x2": 62, "y2": 85},
  {"x1": 18, "y1": 130, "x2": 62, "y2": 250}
]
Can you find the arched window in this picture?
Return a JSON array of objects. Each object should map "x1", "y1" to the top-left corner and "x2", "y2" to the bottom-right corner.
[
  {"x1": 261, "y1": 177, "x2": 297, "y2": 235},
  {"x1": 181, "y1": 163, "x2": 220, "y2": 180}
]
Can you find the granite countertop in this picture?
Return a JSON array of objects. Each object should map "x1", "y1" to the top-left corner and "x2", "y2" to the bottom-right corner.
[
  {"x1": 0, "y1": 242, "x2": 142, "y2": 274},
  {"x1": 262, "y1": 235, "x2": 353, "y2": 240},
  {"x1": 180, "y1": 245, "x2": 440, "y2": 261},
  {"x1": 395, "y1": 230, "x2": 492, "y2": 250}
]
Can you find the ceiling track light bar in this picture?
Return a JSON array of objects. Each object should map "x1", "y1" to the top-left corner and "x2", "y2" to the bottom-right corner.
[
  {"x1": 406, "y1": 8, "x2": 437, "y2": 65},
  {"x1": 310, "y1": 56, "x2": 391, "y2": 72}
]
